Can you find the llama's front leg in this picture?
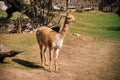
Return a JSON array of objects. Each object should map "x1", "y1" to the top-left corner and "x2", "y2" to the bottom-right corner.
[
  {"x1": 49, "y1": 48, "x2": 53, "y2": 72},
  {"x1": 54, "y1": 48, "x2": 60, "y2": 72}
]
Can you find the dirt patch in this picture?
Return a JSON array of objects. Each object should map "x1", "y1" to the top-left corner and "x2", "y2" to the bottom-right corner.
[{"x1": 0, "y1": 34, "x2": 120, "y2": 80}]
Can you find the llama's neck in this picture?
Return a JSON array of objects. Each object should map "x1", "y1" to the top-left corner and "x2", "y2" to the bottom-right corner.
[{"x1": 59, "y1": 17, "x2": 69, "y2": 38}]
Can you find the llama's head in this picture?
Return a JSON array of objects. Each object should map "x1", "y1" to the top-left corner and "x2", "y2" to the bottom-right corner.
[{"x1": 66, "y1": 12, "x2": 75, "y2": 23}]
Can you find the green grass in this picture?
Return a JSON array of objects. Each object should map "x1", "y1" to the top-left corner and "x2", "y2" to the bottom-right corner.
[
  {"x1": 0, "y1": 33, "x2": 36, "y2": 50},
  {"x1": 70, "y1": 11, "x2": 120, "y2": 38}
]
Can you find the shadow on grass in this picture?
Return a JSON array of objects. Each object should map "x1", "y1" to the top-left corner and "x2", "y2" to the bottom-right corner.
[
  {"x1": 12, "y1": 58, "x2": 41, "y2": 68},
  {"x1": 106, "y1": 27, "x2": 120, "y2": 31}
]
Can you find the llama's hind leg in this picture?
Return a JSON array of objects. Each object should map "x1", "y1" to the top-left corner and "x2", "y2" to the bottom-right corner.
[
  {"x1": 39, "y1": 45, "x2": 44, "y2": 67},
  {"x1": 44, "y1": 47, "x2": 48, "y2": 66}
]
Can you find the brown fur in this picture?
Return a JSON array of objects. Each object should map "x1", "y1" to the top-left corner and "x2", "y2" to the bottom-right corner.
[{"x1": 36, "y1": 12, "x2": 75, "y2": 72}]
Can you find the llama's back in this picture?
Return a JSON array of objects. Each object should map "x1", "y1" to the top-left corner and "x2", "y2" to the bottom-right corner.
[{"x1": 36, "y1": 26, "x2": 57, "y2": 46}]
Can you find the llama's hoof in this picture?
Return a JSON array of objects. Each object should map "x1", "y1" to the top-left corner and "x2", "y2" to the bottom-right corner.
[
  {"x1": 48, "y1": 70, "x2": 52, "y2": 72},
  {"x1": 55, "y1": 69, "x2": 59, "y2": 73},
  {"x1": 55, "y1": 70, "x2": 59, "y2": 73},
  {"x1": 45, "y1": 63, "x2": 49, "y2": 66},
  {"x1": 49, "y1": 68, "x2": 52, "y2": 72},
  {"x1": 41, "y1": 66, "x2": 44, "y2": 68},
  {"x1": 41, "y1": 64, "x2": 45, "y2": 68}
]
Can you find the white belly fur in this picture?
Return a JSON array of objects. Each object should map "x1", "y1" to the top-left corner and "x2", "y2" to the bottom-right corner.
[{"x1": 53, "y1": 34, "x2": 63, "y2": 48}]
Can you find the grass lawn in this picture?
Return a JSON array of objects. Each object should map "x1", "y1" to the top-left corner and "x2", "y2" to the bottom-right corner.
[
  {"x1": 0, "y1": 11, "x2": 120, "y2": 80},
  {"x1": 71, "y1": 11, "x2": 120, "y2": 37}
]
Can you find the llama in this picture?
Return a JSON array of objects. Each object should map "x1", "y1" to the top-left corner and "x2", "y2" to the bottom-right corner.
[{"x1": 36, "y1": 12, "x2": 75, "y2": 72}]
